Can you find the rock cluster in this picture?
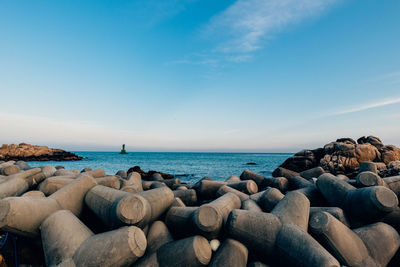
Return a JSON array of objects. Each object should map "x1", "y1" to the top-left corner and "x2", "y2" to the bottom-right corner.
[
  {"x1": 0, "y1": 159, "x2": 400, "y2": 266},
  {"x1": 0, "y1": 143, "x2": 82, "y2": 161},
  {"x1": 273, "y1": 136, "x2": 400, "y2": 178}
]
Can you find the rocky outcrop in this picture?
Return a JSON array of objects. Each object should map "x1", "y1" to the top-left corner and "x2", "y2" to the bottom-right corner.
[
  {"x1": 0, "y1": 143, "x2": 82, "y2": 161},
  {"x1": 274, "y1": 136, "x2": 400, "y2": 178},
  {"x1": 127, "y1": 165, "x2": 174, "y2": 180}
]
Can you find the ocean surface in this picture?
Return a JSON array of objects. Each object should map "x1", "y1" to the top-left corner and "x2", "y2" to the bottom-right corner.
[{"x1": 28, "y1": 152, "x2": 292, "y2": 183}]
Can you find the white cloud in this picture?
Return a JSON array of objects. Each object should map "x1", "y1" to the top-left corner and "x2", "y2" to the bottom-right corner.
[
  {"x1": 331, "y1": 97, "x2": 400, "y2": 115},
  {"x1": 206, "y1": 0, "x2": 339, "y2": 54}
]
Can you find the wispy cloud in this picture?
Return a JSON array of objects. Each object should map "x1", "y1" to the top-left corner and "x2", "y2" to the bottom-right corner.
[
  {"x1": 127, "y1": 0, "x2": 198, "y2": 26},
  {"x1": 204, "y1": 0, "x2": 339, "y2": 57},
  {"x1": 332, "y1": 97, "x2": 400, "y2": 115},
  {"x1": 172, "y1": 0, "x2": 340, "y2": 67}
]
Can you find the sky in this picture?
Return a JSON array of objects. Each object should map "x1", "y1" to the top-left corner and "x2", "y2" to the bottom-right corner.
[{"x1": 1, "y1": 0, "x2": 400, "y2": 152}]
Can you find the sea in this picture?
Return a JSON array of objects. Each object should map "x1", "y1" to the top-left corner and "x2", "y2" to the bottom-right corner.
[{"x1": 27, "y1": 152, "x2": 292, "y2": 183}]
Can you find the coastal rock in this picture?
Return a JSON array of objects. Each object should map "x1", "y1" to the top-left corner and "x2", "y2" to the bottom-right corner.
[
  {"x1": 279, "y1": 148, "x2": 324, "y2": 173},
  {"x1": 380, "y1": 145, "x2": 400, "y2": 164},
  {"x1": 127, "y1": 165, "x2": 174, "y2": 180},
  {"x1": 274, "y1": 136, "x2": 400, "y2": 178},
  {"x1": 381, "y1": 161, "x2": 400, "y2": 177},
  {"x1": 0, "y1": 143, "x2": 82, "y2": 161},
  {"x1": 357, "y1": 136, "x2": 384, "y2": 149}
]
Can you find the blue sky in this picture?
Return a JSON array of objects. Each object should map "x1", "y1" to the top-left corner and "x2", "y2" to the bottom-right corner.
[{"x1": 1, "y1": 0, "x2": 400, "y2": 152}]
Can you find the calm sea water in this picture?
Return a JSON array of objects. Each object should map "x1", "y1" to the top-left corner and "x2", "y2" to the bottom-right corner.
[{"x1": 28, "y1": 152, "x2": 292, "y2": 183}]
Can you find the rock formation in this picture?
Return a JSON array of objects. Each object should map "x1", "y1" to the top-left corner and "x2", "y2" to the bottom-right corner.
[
  {"x1": 273, "y1": 136, "x2": 400, "y2": 178},
  {"x1": 0, "y1": 143, "x2": 82, "y2": 161}
]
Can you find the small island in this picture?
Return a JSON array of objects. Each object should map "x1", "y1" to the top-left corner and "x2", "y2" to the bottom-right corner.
[{"x1": 0, "y1": 143, "x2": 82, "y2": 161}]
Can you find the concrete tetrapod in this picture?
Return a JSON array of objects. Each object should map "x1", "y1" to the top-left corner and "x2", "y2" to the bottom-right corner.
[
  {"x1": 161, "y1": 178, "x2": 181, "y2": 188},
  {"x1": 49, "y1": 174, "x2": 98, "y2": 216},
  {"x1": 287, "y1": 176, "x2": 314, "y2": 190},
  {"x1": 120, "y1": 185, "x2": 141, "y2": 194},
  {"x1": 356, "y1": 171, "x2": 387, "y2": 187},
  {"x1": 241, "y1": 199, "x2": 262, "y2": 212},
  {"x1": 257, "y1": 187, "x2": 284, "y2": 212},
  {"x1": 120, "y1": 171, "x2": 143, "y2": 192},
  {"x1": 0, "y1": 196, "x2": 61, "y2": 237},
  {"x1": 41, "y1": 165, "x2": 57, "y2": 178},
  {"x1": 227, "y1": 180, "x2": 258, "y2": 194},
  {"x1": 38, "y1": 177, "x2": 75, "y2": 195},
  {"x1": 383, "y1": 176, "x2": 400, "y2": 196},
  {"x1": 270, "y1": 191, "x2": 310, "y2": 232},
  {"x1": 0, "y1": 168, "x2": 42, "y2": 198},
  {"x1": 85, "y1": 185, "x2": 173, "y2": 229},
  {"x1": 96, "y1": 175, "x2": 121, "y2": 189},
  {"x1": 194, "y1": 180, "x2": 227, "y2": 200},
  {"x1": 358, "y1": 161, "x2": 378, "y2": 174},
  {"x1": 21, "y1": 190, "x2": 45, "y2": 197},
  {"x1": 316, "y1": 173, "x2": 356, "y2": 207},
  {"x1": 353, "y1": 222, "x2": 400, "y2": 267},
  {"x1": 216, "y1": 185, "x2": 249, "y2": 201},
  {"x1": 84, "y1": 185, "x2": 150, "y2": 229},
  {"x1": 249, "y1": 190, "x2": 265, "y2": 202},
  {"x1": 173, "y1": 189, "x2": 197, "y2": 206},
  {"x1": 261, "y1": 177, "x2": 289, "y2": 193},
  {"x1": 169, "y1": 197, "x2": 186, "y2": 208},
  {"x1": 300, "y1": 166, "x2": 325, "y2": 179},
  {"x1": 272, "y1": 167, "x2": 299, "y2": 179},
  {"x1": 0, "y1": 175, "x2": 97, "y2": 237},
  {"x1": 146, "y1": 220, "x2": 174, "y2": 254},
  {"x1": 309, "y1": 211, "x2": 371, "y2": 266},
  {"x1": 209, "y1": 238, "x2": 248, "y2": 267},
  {"x1": 193, "y1": 192, "x2": 241, "y2": 239},
  {"x1": 72, "y1": 225, "x2": 146, "y2": 267},
  {"x1": 40, "y1": 210, "x2": 94, "y2": 266},
  {"x1": 294, "y1": 185, "x2": 327, "y2": 207},
  {"x1": 0, "y1": 161, "x2": 15, "y2": 170},
  {"x1": 309, "y1": 207, "x2": 350, "y2": 227},
  {"x1": 1, "y1": 165, "x2": 20, "y2": 176},
  {"x1": 240, "y1": 169, "x2": 264, "y2": 186},
  {"x1": 225, "y1": 175, "x2": 241, "y2": 183},
  {"x1": 165, "y1": 206, "x2": 198, "y2": 238},
  {"x1": 345, "y1": 186, "x2": 399, "y2": 223},
  {"x1": 317, "y1": 174, "x2": 398, "y2": 223},
  {"x1": 83, "y1": 168, "x2": 106, "y2": 178},
  {"x1": 226, "y1": 209, "x2": 282, "y2": 259},
  {"x1": 138, "y1": 186, "x2": 174, "y2": 222},
  {"x1": 156, "y1": 235, "x2": 212, "y2": 267},
  {"x1": 15, "y1": 160, "x2": 30, "y2": 170},
  {"x1": 275, "y1": 224, "x2": 340, "y2": 267}
]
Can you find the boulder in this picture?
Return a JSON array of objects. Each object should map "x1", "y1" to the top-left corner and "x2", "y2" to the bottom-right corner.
[
  {"x1": 380, "y1": 145, "x2": 400, "y2": 164},
  {"x1": 357, "y1": 136, "x2": 384, "y2": 149}
]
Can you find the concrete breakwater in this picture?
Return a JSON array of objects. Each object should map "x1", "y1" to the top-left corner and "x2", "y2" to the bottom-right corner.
[{"x1": 0, "y1": 159, "x2": 400, "y2": 266}]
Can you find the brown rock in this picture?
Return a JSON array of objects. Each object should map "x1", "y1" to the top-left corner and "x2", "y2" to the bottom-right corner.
[
  {"x1": 380, "y1": 145, "x2": 400, "y2": 164},
  {"x1": 274, "y1": 136, "x2": 400, "y2": 178},
  {"x1": 357, "y1": 136, "x2": 384, "y2": 149},
  {"x1": 0, "y1": 144, "x2": 82, "y2": 161}
]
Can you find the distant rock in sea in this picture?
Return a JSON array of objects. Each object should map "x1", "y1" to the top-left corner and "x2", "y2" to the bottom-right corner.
[
  {"x1": 0, "y1": 143, "x2": 82, "y2": 161},
  {"x1": 273, "y1": 135, "x2": 400, "y2": 178},
  {"x1": 246, "y1": 162, "x2": 257, "y2": 165}
]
